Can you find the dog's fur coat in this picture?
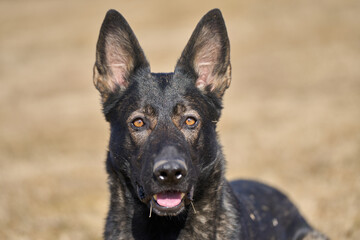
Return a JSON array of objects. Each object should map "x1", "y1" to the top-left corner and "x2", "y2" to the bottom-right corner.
[{"x1": 93, "y1": 8, "x2": 328, "y2": 240}]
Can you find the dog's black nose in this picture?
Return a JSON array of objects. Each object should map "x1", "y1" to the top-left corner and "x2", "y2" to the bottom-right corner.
[{"x1": 153, "y1": 159, "x2": 187, "y2": 184}]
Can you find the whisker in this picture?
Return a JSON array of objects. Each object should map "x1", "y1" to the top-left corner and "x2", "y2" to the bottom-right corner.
[
  {"x1": 190, "y1": 201, "x2": 197, "y2": 214},
  {"x1": 149, "y1": 201, "x2": 153, "y2": 218}
]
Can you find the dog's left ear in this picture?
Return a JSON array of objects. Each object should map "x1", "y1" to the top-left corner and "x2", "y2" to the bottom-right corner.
[
  {"x1": 175, "y1": 9, "x2": 231, "y2": 98},
  {"x1": 93, "y1": 9, "x2": 150, "y2": 102}
]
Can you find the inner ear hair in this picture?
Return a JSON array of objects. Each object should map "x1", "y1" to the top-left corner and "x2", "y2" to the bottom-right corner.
[
  {"x1": 193, "y1": 31, "x2": 222, "y2": 90},
  {"x1": 104, "y1": 32, "x2": 135, "y2": 91}
]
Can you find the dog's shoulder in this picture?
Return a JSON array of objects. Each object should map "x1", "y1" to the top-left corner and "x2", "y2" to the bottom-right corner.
[{"x1": 229, "y1": 180, "x2": 326, "y2": 239}]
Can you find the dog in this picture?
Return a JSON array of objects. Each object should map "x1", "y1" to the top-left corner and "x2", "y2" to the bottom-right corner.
[{"x1": 93, "y1": 8, "x2": 328, "y2": 240}]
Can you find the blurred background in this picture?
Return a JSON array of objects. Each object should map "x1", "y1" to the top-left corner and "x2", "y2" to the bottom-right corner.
[{"x1": 1, "y1": 0, "x2": 359, "y2": 239}]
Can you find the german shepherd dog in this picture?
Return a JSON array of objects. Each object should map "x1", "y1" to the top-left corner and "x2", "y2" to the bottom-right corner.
[{"x1": 93, "y1": 8, "x2": 328, "y2": 240}]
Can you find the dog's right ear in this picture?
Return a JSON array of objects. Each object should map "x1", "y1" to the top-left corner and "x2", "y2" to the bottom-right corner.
[
  {"x1": 93, "y1": 9, "x2": 150, "y2": 102},
  {"x1": 175, "y1": 9, "x2": 231, "y2": 99}
]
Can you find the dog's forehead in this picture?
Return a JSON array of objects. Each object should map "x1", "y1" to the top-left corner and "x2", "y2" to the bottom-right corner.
[{"x1": 136, "y1": 72, "x2": 192, "y2": 110}]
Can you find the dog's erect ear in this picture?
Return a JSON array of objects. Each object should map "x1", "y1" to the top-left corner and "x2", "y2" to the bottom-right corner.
[
  {"x1": 93, "y1": 9, "x2": 150, "y2": 101},
  {"x1": 175, "y1": 9, "x2": 231, "y2": 98}
]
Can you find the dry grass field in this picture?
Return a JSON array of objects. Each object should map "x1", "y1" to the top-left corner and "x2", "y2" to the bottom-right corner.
[{"x1": 1, "y1": 0, "x2": 359, "y2": 239}]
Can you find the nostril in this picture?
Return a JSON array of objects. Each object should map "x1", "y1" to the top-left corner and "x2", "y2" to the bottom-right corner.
[
  {"x1": 159, "y1": 171, "x2": 167, "y2": 180},
  {"x1": 175, "y1": 171, "x2": 182, "y2": 180}
]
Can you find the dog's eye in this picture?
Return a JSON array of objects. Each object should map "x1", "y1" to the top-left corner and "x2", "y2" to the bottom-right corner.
[
  {"x1": 185, "y1": 117, "x2": 197, "y2": 127},
  {"x1": 132, "y1": 118, "x2": 145, "y2": 128}
]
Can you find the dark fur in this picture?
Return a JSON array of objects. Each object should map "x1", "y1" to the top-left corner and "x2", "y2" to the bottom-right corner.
[{"x1": 93, "y1": 9, "x2": 328, "y2": 240}]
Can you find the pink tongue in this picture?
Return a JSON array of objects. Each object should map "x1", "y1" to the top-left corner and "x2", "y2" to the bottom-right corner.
[{"x1": 156, "y1": 192, "x2": 182, "y2": 208}]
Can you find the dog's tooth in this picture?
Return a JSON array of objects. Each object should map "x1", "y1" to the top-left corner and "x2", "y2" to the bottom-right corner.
[
  {"x1": 153, "y1": 194, "x2": 157, "y2": 201},
  {"x1": 181, "y1": 193, "x2": 185, "y2": 199}
]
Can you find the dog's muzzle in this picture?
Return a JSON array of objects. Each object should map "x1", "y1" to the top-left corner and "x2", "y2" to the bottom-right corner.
[{"x1": 137, "y1": 146, "x2": 195, "y2": 216}]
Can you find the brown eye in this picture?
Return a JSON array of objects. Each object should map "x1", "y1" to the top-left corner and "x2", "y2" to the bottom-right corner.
[
  {"x1": 133, "y1": 118, "x2": 144, "y2": 128},
  {"x1": 185, "y1": 117, "x2": 197, "y2": 127}
]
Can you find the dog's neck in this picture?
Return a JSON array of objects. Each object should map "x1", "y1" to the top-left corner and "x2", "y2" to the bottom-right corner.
[{"x1": 104, "y1": 152, "x2": 245, "y2": 239}]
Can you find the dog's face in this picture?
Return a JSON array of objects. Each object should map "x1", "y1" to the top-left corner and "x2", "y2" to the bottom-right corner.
[{"x1": 94, "y1": 9, "x2": 231, "y2": 216}]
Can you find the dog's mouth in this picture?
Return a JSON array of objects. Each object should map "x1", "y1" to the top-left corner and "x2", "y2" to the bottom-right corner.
[
  {"x1": 138, "y1": 185, "x2": 195, "y2": 217},
  {"x1": 150, "y1": 191, "x2": 186, "y2": 216},
  {"x1": 153, "y1": 191, "x2": 185, "y2": 208}
]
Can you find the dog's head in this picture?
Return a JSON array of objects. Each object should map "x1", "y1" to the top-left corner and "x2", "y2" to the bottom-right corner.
[{"x1": 94, "y1": 9, "x2": 231, "y2": 216}]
